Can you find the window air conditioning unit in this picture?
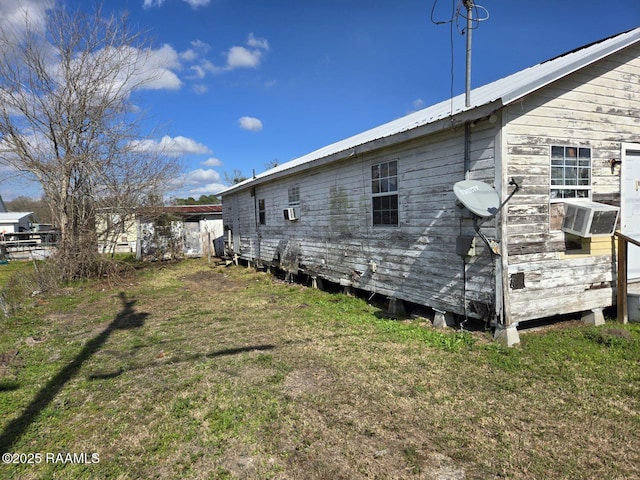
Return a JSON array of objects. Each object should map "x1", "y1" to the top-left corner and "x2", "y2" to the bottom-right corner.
[
  {"x1": 283, "y1": 207, "x2": 299, "y2": 221},
  {"x1": 561, "y1": 200, "x2": 619, "y2": 237}
]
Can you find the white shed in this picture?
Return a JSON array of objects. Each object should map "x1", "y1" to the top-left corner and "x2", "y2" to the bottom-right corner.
[{"x1": 0, "y1": 212, "x2": 33, "y2": 234}]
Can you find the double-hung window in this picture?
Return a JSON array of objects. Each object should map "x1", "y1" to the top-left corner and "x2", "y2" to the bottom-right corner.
[
  {"x1": 258, "y1": 199, "x2": 266, "y2": 225},
  {"x1": 550, "y1": 146, "x2": 591, "y2": 199},
  {"x1": 288, "y1": 186, "x2": 300, "y2": 206},
  {"x1": 372, "y1": 160, "x2": 398, "y2": 226}
]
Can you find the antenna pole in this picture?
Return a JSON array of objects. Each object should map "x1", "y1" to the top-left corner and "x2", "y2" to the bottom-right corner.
[{"x1": 464, "y1": 0, "x2": 473, "y2": 107}]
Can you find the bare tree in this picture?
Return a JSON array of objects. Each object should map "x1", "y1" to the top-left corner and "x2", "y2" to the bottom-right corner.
[{"x1": 0, "y1": 4, "x2": 180, "y2": 279}]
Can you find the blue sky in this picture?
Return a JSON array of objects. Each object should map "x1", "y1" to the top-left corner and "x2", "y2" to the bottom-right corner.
[{"x1": 0, "y1": 0, "x2": 638, "y2": 201}]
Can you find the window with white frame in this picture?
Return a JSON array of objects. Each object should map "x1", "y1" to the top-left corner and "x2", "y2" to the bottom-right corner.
[
  {"x1": 550, "y1": 146, "x2": 591, "y2": 200},
  {"x1": 372, "y1": 160, "x2": 398, "y2": 226}
]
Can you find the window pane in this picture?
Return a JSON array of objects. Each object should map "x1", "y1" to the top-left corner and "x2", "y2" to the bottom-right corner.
[
  {"x1": 551, "y1": 146, "x2": 564, "y2": 159},
  {"x1": 551, "y1": 167, "x2": 563, "y2": 185},
  {"x1": 389, "y1": 161, "x2": 397, "y2": 176},
  {"x1": 373, "y1": 211, "x2": 382, "y2": 225},
  {"x1": 578, "y1": 148, "x2": 590, "y2": 159},
  {"x1": 388, "y1": 177, "x2": 397, "y2": 192},
  {"x1": 389, "y1": 211, "x2": 398, "y2": 226},
  {"x1": 390, "y1": 194, "x2": 398, "y2": 209},
  {"x1": 380, "y1": 163, "x2": 388, "y2": 177},
  {"x1": 578, "y1": 168, "x2": 590, "y2": 184},
  {"x1": 371, "y1": 165, "x2": 379, "y2": 179},
  {"x1": 566, "y1": 147, "x2": 577, "y2": 158},
  {"x1": 380, "y1": 178, "x2": 388, "y2": 193},
  {"x1": 372, "y1": 180, "x2": 380, "y2": 194},
  {"x1": 373, "y1": 197, "x2": 381, "y2": 209}
]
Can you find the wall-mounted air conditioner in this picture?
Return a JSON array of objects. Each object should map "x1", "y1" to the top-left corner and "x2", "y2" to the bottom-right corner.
[
  {"x1": 283, "y1": 207, "x2": 299, "y2": 221},
  {"x1": 561, "y1": 200, "x2": 619, "y2": 237}
]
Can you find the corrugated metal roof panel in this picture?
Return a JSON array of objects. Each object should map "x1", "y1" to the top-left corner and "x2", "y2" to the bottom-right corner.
[
  {"x1": 219, "y1": 27, "x2": 640, "y2": 196},
  {"x1": 164, "y1": 205, "x2": 222, "y2": 214},
  {"x1": 0, "y1": 212, "x2": 33, "y2": 223}
]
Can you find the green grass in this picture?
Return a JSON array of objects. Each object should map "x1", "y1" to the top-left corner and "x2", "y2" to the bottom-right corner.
[
  {"x1": 0, "y1": 259, "x2": 638, "y2": 479},
  {"x1": 0, "y1": 261, "x2": 32, "y2": 289}
]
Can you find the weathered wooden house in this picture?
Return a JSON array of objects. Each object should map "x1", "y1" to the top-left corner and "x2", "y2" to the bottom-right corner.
[{"x1": 219, "y1": 28, "x2": 640, "y2": 344}]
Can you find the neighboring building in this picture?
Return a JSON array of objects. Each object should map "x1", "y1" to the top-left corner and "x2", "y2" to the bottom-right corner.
[
  {"x1": 0, "y1": 195, "x2": 7, "y2": 213},
  {"x1": 96, "y1": 209, "x2": 139, "y2": 255},
  {"x1": 0, "y1": 212, "x2": 33, "y2": 234},
  {"x1": 136, "y1": 205, "x2": 223, "y2": 260},
  {"x1": 219, "y1": 28, "x2": 640, "y2": 343}
]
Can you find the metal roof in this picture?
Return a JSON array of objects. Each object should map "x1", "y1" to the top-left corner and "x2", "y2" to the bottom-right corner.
[
  {"x1": 164, "y1": 204, "x2": 222, "y2": 214},
  {"x1": 0, "y1": 212, "x2": 33, "y2": 223},
  {"x1": 219, "y1": 27, "x2": 640, "y2": 196}
]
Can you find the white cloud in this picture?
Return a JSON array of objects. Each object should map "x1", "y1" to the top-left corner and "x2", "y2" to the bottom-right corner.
[
  {"x1": 238, "y1": 116, "x2": 263, "y2": 132},
  {"x1": 192, "y1": 84, "x2": 208, "y2": 94},
  {"x1": 202, "y1": 157, "x2": 223, "y2": 167},
  {"x1": 247, "y1": 33, "x2": 270, "y2": 51},
  {"x1": 144, "y1": 0, "x2": 210, "y2": 9},
  {"x1": 180, "y1": 40, "x2": 210, "y2": 62},
  {"x1": 184, "y1": 168, "x2": 221, "y2": 184},
  {"x1": 0, "y1": 0, "x2": 51, "y2": 39},
  {"x1": 142, "y1": 0, "x2": 167, "y2": 8},
  {"x1": 130, "y1": 135, "x2": 212, "y2": 157},
  {"x1": 182, "y1": 0, "x2": 212, "y2": 9},
  {"x1": 140, "y1": 44, "x2": 183, "y2": 90},
  {"x1": 412, "y1": 98, "x2": 425, "y2": 110},
  {"x1": 174, "y1": 168, "x2": 226, "y2": 197},
  {"x1": 226, "y1": 46, "x2": 263, "y2": 69},
  {"x1": 224, "y1": 33, "x2": 270, "y2": 70}
]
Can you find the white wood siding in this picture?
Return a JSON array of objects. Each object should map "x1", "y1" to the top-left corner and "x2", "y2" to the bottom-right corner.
[
  {"x1": 224, "y1": 123, "x2": 499, "y2": 319},
  {"x1": 504, "y1": 44, "x2": 640, "y2": 322}
]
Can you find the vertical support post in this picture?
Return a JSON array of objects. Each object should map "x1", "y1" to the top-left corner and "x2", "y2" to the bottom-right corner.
[{"x1": 617, "y1": 234, "x2": 628, "y2": 324}]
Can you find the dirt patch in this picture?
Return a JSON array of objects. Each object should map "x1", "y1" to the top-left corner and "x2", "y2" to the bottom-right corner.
[
  {"x1": 181, "y1": 269, "x2": 242, "y2": 293},
  {"x1": 282, "y1": 367, "x2": 335, "y2": 399}
]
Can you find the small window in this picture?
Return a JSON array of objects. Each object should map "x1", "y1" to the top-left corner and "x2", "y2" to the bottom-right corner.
[
  {"x1": 288, "y1": 186, "x2": 300, "y2": 206},
  {"x1": 372, "y1": 160, "x2": 398, "y2": 226},
  {"x1": 258, "y1": 199, "x2": 266, "y2": 225},
  {"x1": 550, "y1": 146, "x2": 591, "y2": 200}
]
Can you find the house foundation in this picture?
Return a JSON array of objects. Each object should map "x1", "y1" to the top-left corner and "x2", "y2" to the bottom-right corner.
[
  {"x1": 494, "y1": 324, "x2": 520, "y2": 347},
  {"x1": 581, "y1": 308, "x2": 605, "y2": 326}
]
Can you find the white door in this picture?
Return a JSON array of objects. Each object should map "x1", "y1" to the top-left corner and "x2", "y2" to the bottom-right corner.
[{"x1": 621, "y1": 143, "x2": 640, "y2": 280}]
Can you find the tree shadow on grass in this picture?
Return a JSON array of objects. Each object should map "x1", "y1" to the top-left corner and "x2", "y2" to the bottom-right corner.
[
  {"x1": 86, "y1": 344, "x2": 276, "y2": 380},
  {"x1": 0, "y1": 292, "x2": 148, "y2": 454}
]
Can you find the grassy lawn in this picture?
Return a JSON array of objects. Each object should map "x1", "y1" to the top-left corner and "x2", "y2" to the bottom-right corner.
[{"x1": 0, "y1": 259, "x2": 638, "y2": 479}]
